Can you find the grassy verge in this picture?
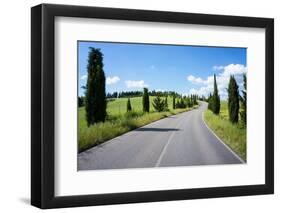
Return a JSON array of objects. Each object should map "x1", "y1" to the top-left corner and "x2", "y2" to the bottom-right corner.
[
  {"x1": 79, "y1": 107, "x2": 197, "y2": 153},
  {"x1": 203, "y1": 102, "x2": 246, "y2": 161}
]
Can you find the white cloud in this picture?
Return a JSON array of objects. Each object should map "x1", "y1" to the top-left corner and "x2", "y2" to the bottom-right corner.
[
  {"x1": 213, "y1": 65, "x2": 224, "y2": 71},
  {"x1": 187, "y1": 64, "x2": 247, "y2": 100},
  {"x1": 187, "y1": 75, "x2": 205, "y2": 84},
  {"x1": 80, "y1": 74, "x2": 87, "y2": 80},
  {"x1": 106, "y1": 76, "x2": 120, "y2": 85},
  {"x1": 221, "y1": 64, "x2": 247, "y2": 76},
  {"x1": 125, "y1": 80, "x2": 148, "y2": 88}
]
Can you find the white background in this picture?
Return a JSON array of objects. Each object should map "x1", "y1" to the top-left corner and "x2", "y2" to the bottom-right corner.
[{"x1": 0, "y1": 0, "x2": 279, "y2": 212}]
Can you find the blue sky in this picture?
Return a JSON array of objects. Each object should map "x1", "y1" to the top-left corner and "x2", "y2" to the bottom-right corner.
[{"x1": 78, "y1": 41, "x2": 246, "y2": 100}]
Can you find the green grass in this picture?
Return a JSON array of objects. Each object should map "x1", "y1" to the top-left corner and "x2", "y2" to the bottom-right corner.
[
  {"x1": 107, "y1": 96, "x2": 175, "y2": 116},
  {"x1": 203, "y1": 101, "x2": 246, "y2": 161},
  {"x1": 79, "y1": 96, "x2": 176, "y2": 129},
  {"x1": 78, "y1": 96, "x2": 196, "y2": 152}
]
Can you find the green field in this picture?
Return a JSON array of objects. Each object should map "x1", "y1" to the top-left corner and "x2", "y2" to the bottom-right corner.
[
  {"x1": 203, "y1": 101, "x2": 246, "y2": 161},
  {"x1": 79, "y1": 96, "x2": 196, "y2": 152}
]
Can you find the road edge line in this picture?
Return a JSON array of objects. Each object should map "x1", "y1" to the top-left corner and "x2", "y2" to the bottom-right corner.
[{"x1": 201, "y1": 111, "x2": 245, "y2": 164}]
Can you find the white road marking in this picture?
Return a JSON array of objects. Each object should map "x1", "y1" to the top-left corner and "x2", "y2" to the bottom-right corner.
[
  {"x1": 155, "y1": 119, "x2": 183, "y2": 167},
  {"x1": 201, "y1": 111, "x2": 245, "y2": 164}
]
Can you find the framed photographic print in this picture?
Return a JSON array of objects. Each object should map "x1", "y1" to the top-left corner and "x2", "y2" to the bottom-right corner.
[{"x1": 31, "y1": 3, "x2": 274, "y2": 209}]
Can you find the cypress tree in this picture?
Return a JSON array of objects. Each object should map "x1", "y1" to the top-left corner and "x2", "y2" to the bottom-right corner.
[
  {"x1": 191, "y1": 95, "x2": 193, "y2": 105},
  {"x1": 208, "y1": 93, "x2": 213, "y2": 110},
  {"x1": 240, "y1": 74, "x2": 247, "y2": 125},
  {"x1": 142, "y1": 88, "x2": 150, "y2": 112},
  {"x1": 78, "y1": 96, "x2": 84, "y2": 107},
  {"x1": 194, "y1": 95, "x2": 198, "y2": 105},
  {"x1": 180, "y1": 98, "x2": 185, "y2": 108},
  {"x1": 228, "y1": 75, "x2": 240, "y2": 123},
  {"x1": 187, "y1": 96, "x2": 191, "y2": 108},
  {"x1": 85, "y1": 48, "x2": 106, "y2": 126},
  {"x1": 152, "y1": 95, "x2": 165, "y2": 112},
  {"x1": 175, "y1": 99, "x2": 179, "y2": 109},
  {"x1": 212, "y1": 74, "x2": 220, "y2": 114},
  {"x1": 164, "y1": 96, "x2": 168, "y2": 111},
  {"x1": 127, "y1": 98, "x2": 132, "y2": 112},
  {"x1": 172, "y1": 95, "x2": 176, "y2": 109}
]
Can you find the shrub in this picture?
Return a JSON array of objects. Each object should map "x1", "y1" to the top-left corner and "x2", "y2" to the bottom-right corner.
[
  {"x1": 152, "y1": 95, "x2": 165, "y2": 112},
  {"x1": 127, "y1": 98, "x2": 132, "y2": 112}
]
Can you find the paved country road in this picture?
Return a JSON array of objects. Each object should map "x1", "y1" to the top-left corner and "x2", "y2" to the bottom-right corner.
[{"x1": 78, "y1": 102, "x2": 244, "y2": 170}]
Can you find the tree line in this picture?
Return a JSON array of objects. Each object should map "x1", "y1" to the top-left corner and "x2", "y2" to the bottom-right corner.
[
  {"x1": 126, "y1": 88, "x2": 198, "y2": 113},
  {"x1": 106, "y1": 90, "x2": 182, "y2": 99},
  {"x1": 207, "y1": 74, "x2": 247, "y2": 125}
]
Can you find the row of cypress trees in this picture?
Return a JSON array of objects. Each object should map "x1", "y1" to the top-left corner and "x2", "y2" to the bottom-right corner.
[
  {"x1": 85, "y1": 47, "x2": 246, "y2": 128},
  {"x1": 126, "y1": 89, "x2": 151, "y2": 113},
  {"x1": 128, "y1": 89, "x2": 197, "y2": 113},
  {"x1": 208, "y1": 73, "x2": 247, "y2": 125},
  {"x1": 84, "y1": 47, "x2": 174, "y2": 125},
  {"x1": 84, "y1": 43, "x2": 194, "y2": 126}
]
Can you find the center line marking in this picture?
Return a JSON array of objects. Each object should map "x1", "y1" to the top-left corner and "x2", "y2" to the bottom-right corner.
[{"x1": 155, "y1": 120, "x2": 183, "y2": 167}]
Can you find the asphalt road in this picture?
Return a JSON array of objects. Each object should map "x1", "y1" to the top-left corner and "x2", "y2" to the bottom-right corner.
[{"x1": 78, "y1": 102, "x2": 244, "y2": 170}]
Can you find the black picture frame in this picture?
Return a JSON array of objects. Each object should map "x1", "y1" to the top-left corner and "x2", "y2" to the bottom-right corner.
[{"x1": 31, "y1": 3, "x2": 274, "y2": 209}]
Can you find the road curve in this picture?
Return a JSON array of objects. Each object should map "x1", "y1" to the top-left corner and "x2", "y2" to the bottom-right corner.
[{"x1": 78, "y1": 102, "x2": 243, "y2": 170}]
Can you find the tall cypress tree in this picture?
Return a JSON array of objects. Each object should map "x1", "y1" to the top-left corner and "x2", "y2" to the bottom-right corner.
[
  {"x1": 187, "y1": 96, "x2": 191, "y2": 108},
  {"x1": 240, "y1": 74, "x2": 247, "y2": 125},
  {"x1": 212, "y1": 74, "x2": 220, "y2": 114},
  {"x1": 85, "y1": 48, "x2": 106, "y2": 126},
  {"x1": 180, "y1": 98, "x2": 185, "y2": 108},
  {"x1": 228, "y1": 75, "x2": 240, "y2": 123},
  {"x1": 127, "y1": 98, "x2": 132, "y2": 112},
  {"x1": 164, "y1": 96, "x2": 168, "y2": 111},
  {"x1": 172, "y1": 95, "x2": 176, "y2": 109},
  {"x1": 142, "y1": 88, "x2": 150, "y2": 112},
  {"x1": 176, "y1": 99, "x2": 180, "y2": 109}
]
